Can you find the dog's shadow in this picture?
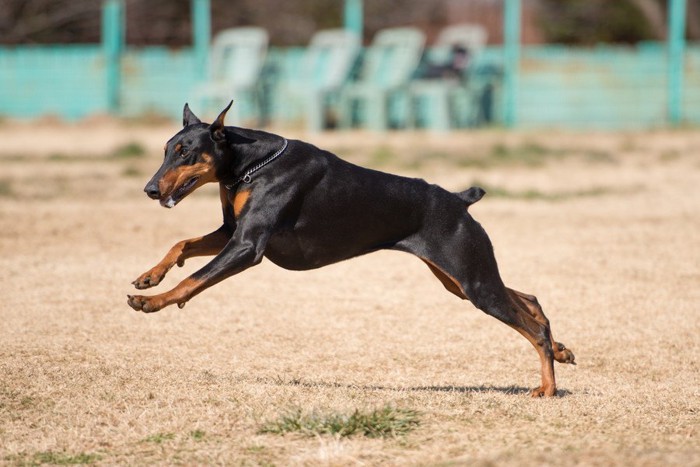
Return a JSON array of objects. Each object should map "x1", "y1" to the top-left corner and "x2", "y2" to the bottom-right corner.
[{"x1": 258, "y1": 377, "x2": 572, "y2": 397}]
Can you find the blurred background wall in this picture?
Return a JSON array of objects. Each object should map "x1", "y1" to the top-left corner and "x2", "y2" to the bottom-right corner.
[{"x1": 0, "y1": 0, "x2": 698, "y2": 129}]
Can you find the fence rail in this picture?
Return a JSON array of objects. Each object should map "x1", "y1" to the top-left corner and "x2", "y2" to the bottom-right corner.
[{"x1": 0, "y1": 43, "x2": 698, "y2": 128}]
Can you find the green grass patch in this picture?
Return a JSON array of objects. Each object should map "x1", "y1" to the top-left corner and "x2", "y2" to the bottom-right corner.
[
  {"x1": 473, "y1": 180, "x2": 627, "y2": 201},
  {"x1": 246, "y1": 444, "x2": 267, "y2": 453},
  {"x1": 41, "y1": 141, "x2": 146, "y2": 162},
  {"x1": 659, "y1": 149, "x2": 681, "y2": 162},
  {"x1": 429, "y1": 142, "x2": 616, "y2": 169},
  {"x1": 121, "y1": 111, "x2": 174, "y2": 126},
  {"x1": 44, "y1": 144, "x2": 144, "y2": 163},
  {"x1": 582, "y1": 148, "x2": 616, "y2": 163},
  {"x1": 0, "y1": 179, "x2": 13, "y2": 197},
  {"x1": 490, "y1": 141, "x2": 560, "y2": 166},
  {"x1": 34, "y1": 451, "x2": 100, "y2": 465},
  {"x1": 141, "y1": 432, "x2": 175, "y2": 444},
  {"x1": 121, "y1": 165, "x2": 143, "y2": 178},
  {"x1": 47, "y1": 153, "x2": 74, "y2": 162},
  {"x1": 19, "y1": 396, "x2": 36, "y2": 409},
  {"x1": 10, "y1": 451, "x2": 102, "y2": 466},
  {"x1": 189, "y1": 429, "x2": 206, "y2": 441},
  {"x1": 370, "y1": 146, "x2": 397, "y2": 166},
  {"x1": 109, "y1": 142, "x2": 146, "y2": 159},
  {"x1": 259, "y1": 405, "x2": 420, "y2": 438}
]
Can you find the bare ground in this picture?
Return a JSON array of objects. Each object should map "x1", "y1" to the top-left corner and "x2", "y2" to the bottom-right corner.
[{"x1": 0, "y1": 121, "x2": 698, "y2": 465}]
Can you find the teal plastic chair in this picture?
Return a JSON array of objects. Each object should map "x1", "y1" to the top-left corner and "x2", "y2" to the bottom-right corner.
[
  {"x1": 339, "y1": 27, "x2": 425, "y2": 130},
  {"x1": 194, "y1": 27, "x2": 268, "y2": 123},
  {"x1": 286, "y1": 29, "x2": 360, "y2": 131},
  {"x1": 410, "y1": 24, "x2": 487, "y2": 131}
]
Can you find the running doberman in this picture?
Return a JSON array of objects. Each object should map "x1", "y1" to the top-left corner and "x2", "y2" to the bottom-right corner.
[{"x1": 128, "y1": 102, "x2": 575, "y2": 397}]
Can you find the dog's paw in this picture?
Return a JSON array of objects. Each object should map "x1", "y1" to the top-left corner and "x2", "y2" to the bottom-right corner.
[
  {"x1": 132, "y1": 267, "x2": 167, "y2": 290},
  {"x1": 553, "y1": 342, "x2": 576, "y2": 365},
  {"x1": 127, "y1": 294, "x2": 163, "y2": 313},
  {"x1": 530, "y1": 385, "x2": 557, "y2": 398}
]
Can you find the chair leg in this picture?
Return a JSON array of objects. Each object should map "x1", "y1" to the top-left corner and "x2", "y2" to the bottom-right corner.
[
  {"x1": 338, "y1": 92, "x2": 354, "y2": 129},
  {"x1": 366, "y1": 91, "x2": 388, "y2": 131},
  {"x1": 306, "y1": 91, "x2": 324, "y2": 132}
]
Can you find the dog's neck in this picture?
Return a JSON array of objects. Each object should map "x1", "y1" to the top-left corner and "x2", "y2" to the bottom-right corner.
[{"x1": 215, "y1": 127, "x2": 287, "y2": 186}]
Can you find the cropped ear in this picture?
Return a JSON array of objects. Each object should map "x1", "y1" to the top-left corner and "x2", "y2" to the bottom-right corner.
[
  {"x1": 182, "y1": 103, "x2": 201, "y2": 127},
  {"x1": 209, "y1": 100, "x2": 233, "y2": 143}
]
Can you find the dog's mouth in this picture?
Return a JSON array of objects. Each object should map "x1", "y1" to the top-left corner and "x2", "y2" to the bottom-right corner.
[{"x1": 160, "y1": 176, "x2": 199, "y2": 208}]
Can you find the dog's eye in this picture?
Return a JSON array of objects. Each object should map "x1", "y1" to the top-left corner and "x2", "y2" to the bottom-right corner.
[{"x1": 180, "y1": 149, "x2": 190, "y2": 159}]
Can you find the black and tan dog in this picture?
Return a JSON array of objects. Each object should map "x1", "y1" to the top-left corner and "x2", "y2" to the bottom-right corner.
[{"x1": 128, "y1": 102, "x2": 575, "y2": 397}]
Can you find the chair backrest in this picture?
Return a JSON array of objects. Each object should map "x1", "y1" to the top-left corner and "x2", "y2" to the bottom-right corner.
[
  {"x1": 360, "y1": 27, "x2": 425, "y2": 88},
  {"x1": 303, "y1": 29, "x2": 360, "y2": 91},
  {"x1": 432, "y1": 23, "x2": 487, "y2": 63},
  {"x1": 209, "y1": 27, "x2": 269, "y2": 88}
]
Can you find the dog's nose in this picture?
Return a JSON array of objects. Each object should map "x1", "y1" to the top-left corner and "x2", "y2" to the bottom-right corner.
[{"x1": 144, "y1": 184, "x2": 160, "y2": 199}]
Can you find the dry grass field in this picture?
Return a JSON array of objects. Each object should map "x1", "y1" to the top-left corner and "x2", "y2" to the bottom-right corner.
[{"x1": 1, "y1": 120, "x2": 698, "y2": 466}]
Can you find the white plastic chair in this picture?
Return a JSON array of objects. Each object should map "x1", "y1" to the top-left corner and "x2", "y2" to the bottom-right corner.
[
  {"x1": 339, "y1": 27, "x2": 425, "y2": 130},
  {"x1": 285, "y1": 29, "x2": 360, "y2": 131},
  {"x1": 194, "y1": 27, "x2": 269, "y2": 123},
  {"x1": 410, "y1": 23, "x2": 487, "y2": 131}
]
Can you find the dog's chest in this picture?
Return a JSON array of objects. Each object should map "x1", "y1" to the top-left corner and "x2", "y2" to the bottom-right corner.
[{"x1": 263, "y1": 229, "x2": 325, "y2": 270}]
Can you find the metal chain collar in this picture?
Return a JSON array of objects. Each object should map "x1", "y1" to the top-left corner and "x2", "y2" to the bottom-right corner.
[{"x1": 225, "y1": 138, "x2": 289, "y2": 190}]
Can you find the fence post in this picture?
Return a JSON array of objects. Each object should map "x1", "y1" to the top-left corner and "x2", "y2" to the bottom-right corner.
[
  {"x1": 503, "y1": 0, "x2": 521, "y2": 128},
  {"x1": 192, "y1": 0, "x2": 211, "y2": 80},
  {"x1": 102, "y1": 0, "x2": 124, "y2": 114},
  {"x1": 344, "y1": 0, "x2": 363, "y2": 39},
  {"x1": 668, "y1": 0, "x2": 686, "y2": 125}
]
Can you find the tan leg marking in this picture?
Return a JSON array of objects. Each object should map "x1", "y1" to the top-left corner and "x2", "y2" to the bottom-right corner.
[
  {"x1": 421, "y1": 258, "x2": 468, "y2": 299},
  {"x1": 508, "y1": 288, "x2": 575, "y2": 365},
  {"x1": 132, "y1": 229, "x2": 230, "y2": 289},
  {"x1": 233, "y1": 190, "x2": 251, "y2": 218},
  {"x1": 128, "y1": 277, "x2": 205, "y2": 313},
  {"x1": 505, "y1": 289, "x2": 558, "y2": 397}
]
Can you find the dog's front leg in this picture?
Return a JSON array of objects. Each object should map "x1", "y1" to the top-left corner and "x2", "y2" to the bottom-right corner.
[
  {"x1": 132, "y1": 225, "x2": 231, "y2": 289},
  {"x1": 128, "y1": 277, "x2": 205, "y2": 313},
  {"x1": 128, "y1": 222, "x2": 270, "y2": 313}
]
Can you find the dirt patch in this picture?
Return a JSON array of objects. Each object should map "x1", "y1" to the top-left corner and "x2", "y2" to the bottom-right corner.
[{"x1": 1, "y1": 124, "x2": 698, "y2": 465}]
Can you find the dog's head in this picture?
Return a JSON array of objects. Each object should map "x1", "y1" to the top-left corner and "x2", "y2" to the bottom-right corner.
[{"x1": 143, "y1": 102, "x2": 232, "y2": 208}]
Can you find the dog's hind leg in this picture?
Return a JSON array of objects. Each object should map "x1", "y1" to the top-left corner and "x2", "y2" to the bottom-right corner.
[
  {"x1": 398, "y1": 217, "x2": 566, "y2": 396},
  {"x1": 468, "y1": 286, "x2": 559, "y2": 397},
  {"x1": 507, "y1": 289, "x2": 575, "y2": 365},
  {"x1": 421, "y1": 258, "x2": 469, "y2": 299},
  {"x1": 418, "y1": 255, "x2": 560, "y2": 396}
]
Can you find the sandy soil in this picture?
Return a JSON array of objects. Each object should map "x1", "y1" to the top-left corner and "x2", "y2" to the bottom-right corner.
[{"x1": 1, "y1": 121, "x2": 698, "y2": 465}]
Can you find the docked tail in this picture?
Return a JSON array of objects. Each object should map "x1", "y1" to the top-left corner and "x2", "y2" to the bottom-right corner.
[{"x1": 456, "y1": 186, "x2": 486, "y2": 206}]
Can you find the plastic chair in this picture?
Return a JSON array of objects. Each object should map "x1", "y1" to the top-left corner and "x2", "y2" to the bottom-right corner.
[
  {"x1": 193, "y1": 27, "x2": 268, "y2": 123},
  {"x1": 339, "y1": 27, "x2": 425, "y2": 130},
  {"x1": 410, "y1": 24, "x2": 487, "y2": 131},
  {"x1": 286, "y1": 29, "x2": 360, "y2": 131}
]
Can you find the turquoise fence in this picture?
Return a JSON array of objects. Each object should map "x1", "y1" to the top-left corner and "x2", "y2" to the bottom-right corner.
[
  {"x1": 0, "y1": 46, "x2": 107, "y2": 118},
  {"x1": 516, "y1": 43, "x2": 700, "y2": 128},
  {"x1": 0, "y1": 43, "x2": 698, "y2": 128},
  {"x1": 120, "y1": 47, "x2": 200, "y2": 118}
]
